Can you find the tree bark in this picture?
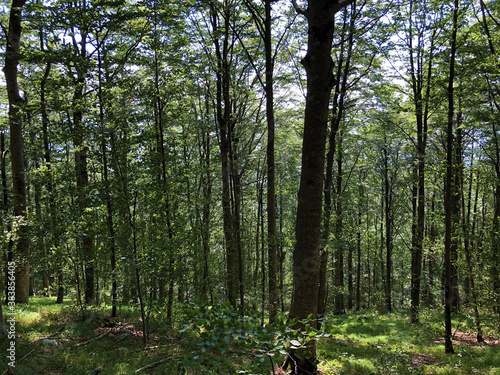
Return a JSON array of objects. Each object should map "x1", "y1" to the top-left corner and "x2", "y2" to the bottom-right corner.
[
  {"x1": 408, "y1": 0, "x2": 435, "y2": 323},
  {"x1": 383, "y1": 134, "x2": 392, "y2": 312},
  {"x1": 288, "y1": 0, "x2": 355, "y2": 372},
  {"x1": 5, "y1": 0, "x2": 29, "y2": 304},
  {"x1": 334, "y1": 130, "x2": 345, "y2": 315},
  {"x1": 443, "y1": 0, "x2": 459, "y2": 354},
  {"x1": 210, "y1": 1, "x2": 239, "y2": 308},
  {"x1": 265, "y1": 0, "x2": 278, "y2": 325},
  {"x1": 459, "y1": 147, "x2": 483, "y2": 342}
]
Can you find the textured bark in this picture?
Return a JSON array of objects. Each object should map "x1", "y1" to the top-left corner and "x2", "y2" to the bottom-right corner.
[
  {"x1": 288, "y1": 0, "x2": 355, "y2": 372},
  {"x1": 5, "y1": 0, "x2": 29, "y2": 304}
]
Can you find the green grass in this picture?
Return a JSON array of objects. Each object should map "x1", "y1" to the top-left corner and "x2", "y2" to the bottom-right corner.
[
  {"x1": 2, "y1": 298, "x2": 500, "y2": 374},
  {"x1": 318, "y1": 309, "x2": 500, "y2": 374}
]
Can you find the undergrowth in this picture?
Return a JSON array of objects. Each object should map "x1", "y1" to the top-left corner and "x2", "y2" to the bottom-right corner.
[{"x1": 1, "y1": 298, "x2": 500, "y2": 374}]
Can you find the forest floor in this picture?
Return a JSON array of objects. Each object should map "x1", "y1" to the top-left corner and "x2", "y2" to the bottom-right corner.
[{"x1": 1, "y1": 297, "x2": 500, "y2": 374}]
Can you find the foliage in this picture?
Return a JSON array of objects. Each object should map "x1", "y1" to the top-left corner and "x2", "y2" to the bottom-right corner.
[{"x1": 177, "y1": 301, "x2": 330, "y2": 374}]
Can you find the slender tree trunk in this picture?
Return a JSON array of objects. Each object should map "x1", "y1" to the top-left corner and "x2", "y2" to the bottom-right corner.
[
  {"x1": 348, "y1": 242, "x2": 353, "y2": 310},
  {"x1": 356, "y1": 209, "x2": 362, "y2": 311},
  {"x1": 459, "y1": 150, "x2": 483, "y2": 342},
  {"x1": 5, "y1": 0, "x2": 29, "y2": 304},
  {"x1": 210, "y1": 1, "x2": 239, "y2": 308},
  {"x1": 0, "y1": 289, "x2": 6, "y2": 337},
  {"x1": 334, "y1": 131, "x2": 345, "y2": 315},
  {"x1": 426, "y1": 190, "x2": 437, "y2": 307},
  {"x1": 1, "y1": 131, "x2": 10, "y2": 301},
  {"x1": 443, "y1": 0, "x2": 459, "y2": 354},
  {"x1": 383, "y1": 135, "x2": 392, "y2": 312},
  {"x1": 265, "y1": 0, "x2": 278, "y2": 325},
  {"x1": 199, "y1": 127, "x2": 213, "y2": 305},
  {"x1": 74, "y1": 84, "x2": 95, "y2": 305},
  {"x1": 450, "y1": 118, "x2": 462, "y2": 312},
  {"x1": 96, "y1": 42, "x2": 117, "y2": 318}
]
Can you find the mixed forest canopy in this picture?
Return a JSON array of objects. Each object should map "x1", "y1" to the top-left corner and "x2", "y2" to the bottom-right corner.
[{"x1": 1, "y1": 0, "x2": 500, "y2": 372}]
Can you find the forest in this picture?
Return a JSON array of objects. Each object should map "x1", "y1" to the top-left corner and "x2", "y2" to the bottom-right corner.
[{"x1": 1, "y1": 0, "x2": 500, "y2": 374}]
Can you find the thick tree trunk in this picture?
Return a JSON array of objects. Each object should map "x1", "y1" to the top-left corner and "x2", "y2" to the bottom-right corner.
[
  {"x1": 5, "y1": 0, "x2": 29, "y2": 304},
  {"x1": 288, "y1": 1, "x2": 355, "y2": 372}
]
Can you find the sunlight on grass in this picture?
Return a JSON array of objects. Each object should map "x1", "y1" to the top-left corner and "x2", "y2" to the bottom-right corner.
[
  {"x1": 317, "y1": 309, "x2": 500, "y2": 375},
  {"x1": 3, "y1": 299, "x2": 499, "y2": 374}
]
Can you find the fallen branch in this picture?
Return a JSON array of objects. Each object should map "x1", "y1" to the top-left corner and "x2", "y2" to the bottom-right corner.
[
  {"x1": 107, "y1": 335, "x2": 128, "y2": 349},
  {"x1": 133, "y1": 344, "x2": 172, "y2": 352},
  {"x1": 76, "y1": 323, "x2": 126, "y2": 347},
  {"x1": 18, "y1": 348, "x2": 35, "y2": 363},
  {"x1": 135, "y1": 357, "x2": 176, "y2": 372},
  {"x1": 75, "y1": 329, "x2": 112, "y2": 347}
]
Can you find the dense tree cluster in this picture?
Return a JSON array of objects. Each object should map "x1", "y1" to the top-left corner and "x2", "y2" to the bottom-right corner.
[{"x1": 1, "y1": 0, "x2": 499, "y2": 370}]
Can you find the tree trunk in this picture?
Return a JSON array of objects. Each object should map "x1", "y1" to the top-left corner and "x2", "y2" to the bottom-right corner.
[
  {"x1": 443, "y1": 0, "x2": 459, "y2": 354},
  {"x1": 199, "y1": 127, "x2": 213, "y2": 305},
  {"x1": 383, "y1": 134, "x2": 392, "y2": 312},
  {"x1": 287, "y1": 1, "x2": 355, "y2": 372},
  {"x1": 265, "y1": 0, "x2": 278, "y2": 325},
  {"x1": 356, "y1": 208, "x2": 362, "y2": 311},
  {"x1": 5, "y1": 0, "x2": 29, "y2": 304},
  {"x1": 0, "y1": 290, "x2": 6, "y2": 337},
  {"x1": 210, "y1": 1, "x2": 239, "y2": 308},
  {"x1": 408, "y1": 0, "x2": 435, "y2": 324},
  {"x1": 40, "y1": 59, "x2": 63, "y2": 303},
  {"x1": 459, "y1": 149, "x2": 484, "y2": 343},
  {"x1": 96, "y1": 42, "x2": 118, "y2": 317},
  {"x1": 334, "y1": 130, "x2": 345, "y2": 315},
  {"x1": 319, "y1": 3, "x2": 354, "y2": 320}
]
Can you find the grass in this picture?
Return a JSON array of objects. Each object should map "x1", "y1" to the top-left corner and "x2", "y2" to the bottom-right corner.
[
  {"x1": 317, "y1": 309, "x2": 500, "y2": 374},
  {"x1": 1, "y1": 298, "x2": 500, "y2": 374}
]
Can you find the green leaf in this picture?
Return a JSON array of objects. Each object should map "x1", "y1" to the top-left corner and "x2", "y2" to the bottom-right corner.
[{"x1": 290, "y1": 339, "x2": 302, "y2": 348}]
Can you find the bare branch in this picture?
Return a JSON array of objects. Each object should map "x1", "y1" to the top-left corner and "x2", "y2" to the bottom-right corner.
[{"x1": 135, "y1": 357, "x2": 177, "y2": 373}]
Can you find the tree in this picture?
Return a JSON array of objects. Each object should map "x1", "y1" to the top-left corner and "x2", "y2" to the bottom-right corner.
[
  {"x1": 4, "y1": 0, "x2": 30, "y2": 304},
  {"x1": 402, "y1": 0, "x2": 438, "y2": 324},
  {"x1": 443, "y1": 0, "x2": 460, "y2": 355},
  {"x1": 287, "y1": 0, "x2": 354, "y2": 372}
]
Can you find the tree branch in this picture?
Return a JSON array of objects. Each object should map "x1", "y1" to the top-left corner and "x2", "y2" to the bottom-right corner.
[
  {"x1": 135, "y1": 357, "x2": 177, "y2": 373},
  {"x1": 291, "y1": 0, "x2": 307, "y2": 18}
]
